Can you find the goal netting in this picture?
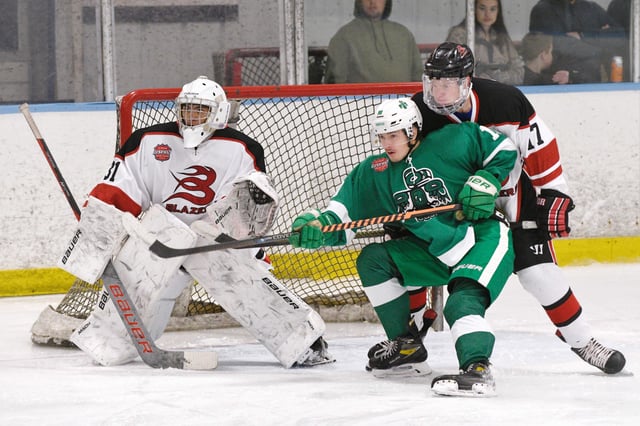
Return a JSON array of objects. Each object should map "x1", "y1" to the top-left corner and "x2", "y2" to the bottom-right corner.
[{"x1": 31, "y1": 82, "x2": 444, "y2": 346}]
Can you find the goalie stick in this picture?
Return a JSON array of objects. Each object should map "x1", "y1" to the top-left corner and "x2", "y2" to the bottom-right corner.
[
  {"x1": 20, "y1": 103, "x2": 81, "y2": 220},
  {"x1": 149, "y1": 203, "x2": 463, "y2": 258},
  {"x1": 101, "y1": 261, "x2": 218, "y2": 370}
]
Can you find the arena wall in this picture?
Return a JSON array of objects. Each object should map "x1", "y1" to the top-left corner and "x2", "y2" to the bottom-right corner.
[{"x1": 0, "y1": 83, "x2": 638, "y2": 295}]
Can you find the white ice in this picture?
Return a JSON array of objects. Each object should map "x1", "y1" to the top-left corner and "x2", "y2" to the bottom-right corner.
[{"x1": 1, "y1": 263, "x2": 639, "y2": 426}]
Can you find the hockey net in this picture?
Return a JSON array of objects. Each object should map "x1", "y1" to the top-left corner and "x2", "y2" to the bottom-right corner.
[{"x1": 31, "y1": 82, "x2": 444, "y2": 346}]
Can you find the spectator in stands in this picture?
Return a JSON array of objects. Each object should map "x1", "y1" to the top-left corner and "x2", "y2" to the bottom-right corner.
[
  {"x1": 446, "y1": 0, "x2": 524, "y2": 85},
  {"x1": 529, "y1": 0, "x2": 627, "y2": 82},
  {"x1": 521, "y1": 32, "x2": 570, "y2": 85},
  {"x1": 607, "y1": 0, "x2": 631, "y2": 36},
  {"x1": 324, "y1": 0, "x2": 422, "y2": 83}
]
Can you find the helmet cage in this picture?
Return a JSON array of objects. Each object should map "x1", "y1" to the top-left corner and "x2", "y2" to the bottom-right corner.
[
  {"x1": 422, "y1": 75, "x2": 473, "y2": 116},
  {"x1": 370, "y1": 98, "x2": 423, "y2": 146}
]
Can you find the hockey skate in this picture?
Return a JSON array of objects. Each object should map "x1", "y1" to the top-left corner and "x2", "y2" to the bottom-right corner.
[
  {"x1": 365, "y1": 332, "x2": 430, "y2": 378},
  {"x1": 431, "y1": 362, "x2": 496, "y2": 397},
  {"x1": 295, "y1": 337, "x2": 336, "y2": 367},
  {"x1": 571, "y1": 338, "x2": 626, "y2": 374}
]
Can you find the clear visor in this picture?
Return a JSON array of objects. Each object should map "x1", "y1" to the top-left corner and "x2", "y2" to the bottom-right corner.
[
  {"x1": 376, "y1": 130, "x2": 411, "y2": 147},
  {"x1": 371, "y1": 125, "x2": 414, "y2": 147},
  {"x1": 422, "y1": 75, "x2": 471, "y2": 116}
]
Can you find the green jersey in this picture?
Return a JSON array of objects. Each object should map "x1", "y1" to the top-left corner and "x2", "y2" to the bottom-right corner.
[{"x1": 326, "y1": 121, "x2": 517, "y2": 266}]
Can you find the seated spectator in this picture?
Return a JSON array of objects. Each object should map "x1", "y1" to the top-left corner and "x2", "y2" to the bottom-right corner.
[
  {"x1": 529, "y1": 0, "x2": 627, "y2": 83},
  {"x1": 446, "y1": 0, "x2": 524, "y2": 85},
  {"x1": 324, "y1": 0, "x2": 422, "y2": 83},
  {"x1": 521, "y1": 32, "x2": 570, "y2": 85},
  {"x1": 607, "y1": 0, "x2": 631, "y2": 36}
]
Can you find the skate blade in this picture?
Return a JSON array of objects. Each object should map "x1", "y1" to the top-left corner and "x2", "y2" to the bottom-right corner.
[
  {"x1": 368, "y1": 361, "x2": 432, "y2": 378},
  {"x1": 431, "y1": 379, "x2": 496, "y2": 397}
]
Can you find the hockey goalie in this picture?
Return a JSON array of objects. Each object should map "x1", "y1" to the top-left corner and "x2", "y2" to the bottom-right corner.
[{"x1": 56, "y1": 76, "x2": 333, "y2": 368}]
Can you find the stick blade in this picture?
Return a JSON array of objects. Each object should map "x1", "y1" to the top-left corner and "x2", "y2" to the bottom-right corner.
[{"x1": 144, "y1": 349, "x2": 218, "y2": 370}]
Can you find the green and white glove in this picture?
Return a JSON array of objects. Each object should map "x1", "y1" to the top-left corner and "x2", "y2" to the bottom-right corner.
[
  {"x1": 457, "y1": 170, "x2": 501, "y2": 221},
  {"x1": 289, "y1": 209, "x2": 337, "y2": 249}
]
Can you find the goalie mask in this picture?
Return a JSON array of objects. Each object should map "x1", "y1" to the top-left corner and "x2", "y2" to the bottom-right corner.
[
  {"x1": 370, "y1": 98, "x2": 422, "y2": 146},
  {"x1": 176, "y1": 76, "x2": 231, "y2": 149},
  {"x1": 422, "y1": 42, "x2": 474, "y2": 115}
]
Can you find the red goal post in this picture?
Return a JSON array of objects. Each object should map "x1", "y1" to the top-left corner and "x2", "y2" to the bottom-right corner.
[{"x1": 30, "y1": 82, "x2": 444, "y2": 347}]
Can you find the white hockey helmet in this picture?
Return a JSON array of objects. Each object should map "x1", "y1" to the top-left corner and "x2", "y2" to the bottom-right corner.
[
  {"x1": 175, "y1": 76, "x2": 231, "y2": 148},
  {"x1": 370, "y1": 97, "x2": 423, "y2": 146}
]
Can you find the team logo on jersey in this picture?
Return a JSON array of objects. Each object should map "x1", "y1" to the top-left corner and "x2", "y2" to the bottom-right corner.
[
  {"x1": 393, "y1": 166, "x2": 452, "y2": 216},
  {"x1": 371, "y1": 157, "x2": 388, "y2": 172},
  {"x1": 163, "y1": 165, "x2": 216, "y2": 213},
  {"x1": 153, "y1": 144, "x2": 172, "y2": 161}
]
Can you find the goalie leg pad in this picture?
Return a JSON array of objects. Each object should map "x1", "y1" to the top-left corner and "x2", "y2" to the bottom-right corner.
[
  {"x1": 58, "y1": 196, "x2": 129, "y2": 284},
  {"x1": 70, "y1": 205, "x2": 197, "y2": 366},
  {"x1": 183, "y1": 247, "x2": 326, "y2": 368}
]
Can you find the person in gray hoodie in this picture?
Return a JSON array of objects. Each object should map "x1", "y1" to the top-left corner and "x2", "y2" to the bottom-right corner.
[{"x1": 324, "y1": 0, "x2": 422, "y2": 83}]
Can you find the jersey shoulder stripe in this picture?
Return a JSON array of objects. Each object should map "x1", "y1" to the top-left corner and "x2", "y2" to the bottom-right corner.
[
  {"x1": 213, "y1": 127, "x2": 266, "y2": 172},
  {"x1": 118, "y1": 122, "x2": 180, "y2": 157}
]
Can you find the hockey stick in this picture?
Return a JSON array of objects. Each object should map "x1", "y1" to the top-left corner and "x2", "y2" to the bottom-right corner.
[
  {"x1": 149, "y1": 203, "x2": 462, "y2": 258},
  {"x1": 20, "y1": 103, "x2": 81, "y2": 221},
  {"x1": 102, "y1": 262, "x2": 217, "y2": 370}
]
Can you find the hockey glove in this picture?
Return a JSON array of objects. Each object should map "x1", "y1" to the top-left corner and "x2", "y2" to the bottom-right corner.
[
  {"x1": 289, "y1": 209, "x2": 337, "y2": 249},
  {"x1": 536, "y1": 189, "x2": 575, "y2": 239},
  {"x1": 457, "y1": 170, "x2": 500, "y2": 221}
]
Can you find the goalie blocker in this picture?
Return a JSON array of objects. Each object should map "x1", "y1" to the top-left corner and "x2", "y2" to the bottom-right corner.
[{"x1": 60, "y1": 172, "x2": 333, "y2": 368}]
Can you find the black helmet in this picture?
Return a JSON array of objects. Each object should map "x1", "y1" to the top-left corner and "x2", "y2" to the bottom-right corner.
[{"x1": 424, "y1": 42, "x2": 475, "y2": 79}]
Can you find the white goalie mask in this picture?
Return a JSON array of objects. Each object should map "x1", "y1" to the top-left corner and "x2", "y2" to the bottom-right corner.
[
  {"x1": 370, "y1": 98, "x2": 423, "y2": 146},
  {"x1": 176, "y1": 76, "x2": 231, "y2": 149}
]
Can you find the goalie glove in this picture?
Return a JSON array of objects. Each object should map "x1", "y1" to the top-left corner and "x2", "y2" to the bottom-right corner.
[
  {"x1": 193, "y1": 171, "x2": 280, "y2": 240},
  {"x1": 536, "y1": 188, "x2": 575, "y2": 239},
  {"x1": 289, "y1": 209, "x2": 339, "y2": 249},
  {"x1": 457, "y1": 170, "x2": 500, "y2": 221}
]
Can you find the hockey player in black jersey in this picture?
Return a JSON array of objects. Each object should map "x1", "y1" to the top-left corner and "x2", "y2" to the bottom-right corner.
[{"x1": 410, "y1": 42, "x2": 625, "y2": 394}]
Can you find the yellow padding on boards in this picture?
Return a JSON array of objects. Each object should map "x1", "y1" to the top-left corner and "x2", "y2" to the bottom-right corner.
[
  {"x1": 0, "y1": 268, "x2": 77, "y2": 297},
  {"x1": 1, "y1": 236, "x2": 639, "y2": 297}
]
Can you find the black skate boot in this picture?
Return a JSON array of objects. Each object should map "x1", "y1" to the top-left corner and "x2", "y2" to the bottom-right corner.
[
  {"x1": 431, "y1": 362, "x2": 496, "y2": 397},
  {"x1": 571, "y1": 338, "x2": 626, "y2": 374},
  {"x1": 295, "y1": 337, "x2": 336, "y2": 367},
  {"x1": 366, "y1": 308, "x2": 437, "y2": 361},
  {"x1": 365, "y1": 323, "x2": 430, "y2": 378}
]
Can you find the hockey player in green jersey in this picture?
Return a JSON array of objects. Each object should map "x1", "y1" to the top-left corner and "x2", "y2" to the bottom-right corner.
[{"x1": 289, "y1": 97, "x2": 517, "y2": 397}]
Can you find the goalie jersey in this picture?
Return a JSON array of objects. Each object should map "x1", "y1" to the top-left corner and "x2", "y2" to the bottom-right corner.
[{"x1": 90, "y1": 122, "x2": 265, "y2": 224}]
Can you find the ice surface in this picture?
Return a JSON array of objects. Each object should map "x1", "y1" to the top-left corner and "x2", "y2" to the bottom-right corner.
[{"x1": 1, "y1": 263, "x2": 639, "y2": 425}]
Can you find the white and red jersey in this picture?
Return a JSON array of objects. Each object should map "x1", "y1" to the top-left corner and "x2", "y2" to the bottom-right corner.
[
  {"x1": 90, "y1": 122, "x2": 265, "y2": 225},
  {"x1": 413, "y1": 78, "x2": 569, "y2": 222}
]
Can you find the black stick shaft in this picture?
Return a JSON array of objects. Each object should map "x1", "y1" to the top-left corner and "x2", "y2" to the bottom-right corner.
[{"x1": 20, "y1": 103, "x2": 82, "y2": 221}]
